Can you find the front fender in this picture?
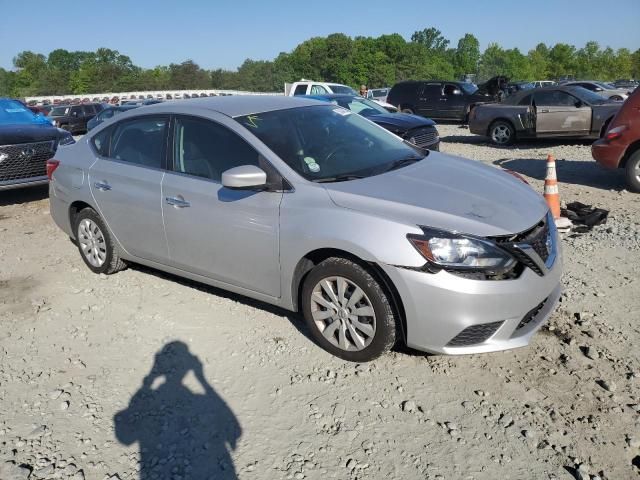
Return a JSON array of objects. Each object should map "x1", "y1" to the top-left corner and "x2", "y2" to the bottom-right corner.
[{"x1": 278, "y1": 186, "x2": 425, "y2": 309}]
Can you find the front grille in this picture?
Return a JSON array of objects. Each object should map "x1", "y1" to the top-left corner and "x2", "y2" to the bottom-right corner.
[
  {"x1": 446, "y1": 320, "x2": 504, "y2": 347},
  {"x1": 514, "y1": 297, "x2": 548, "y2": 333},
  {"x1": 406, "y1": 127, "x2": 439, "y2": 148},
  {"x1": 0, "y1": 140, "x2": 55, "y2": 182},
  {"x1": 492, "y1": 214, "x2": 552, "y2": 276}
]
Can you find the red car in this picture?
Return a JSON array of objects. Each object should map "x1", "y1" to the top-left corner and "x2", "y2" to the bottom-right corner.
[{"x1": 592, "y1": 87, "x2": 640, "y2": 191}]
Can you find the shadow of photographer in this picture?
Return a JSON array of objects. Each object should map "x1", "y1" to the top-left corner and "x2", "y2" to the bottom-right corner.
[{"x1": 114, "y1": 341, "x2": 241, "y2": 479}]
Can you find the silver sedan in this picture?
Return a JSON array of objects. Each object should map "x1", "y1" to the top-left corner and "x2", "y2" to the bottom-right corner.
[{"x1": 48, "y1": 96, "x2": 562, "y2": 361}]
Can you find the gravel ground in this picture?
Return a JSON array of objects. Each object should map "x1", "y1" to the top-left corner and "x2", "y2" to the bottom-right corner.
[{"x1": 0, "y1": 124, "x2": 639, "y2": 480}]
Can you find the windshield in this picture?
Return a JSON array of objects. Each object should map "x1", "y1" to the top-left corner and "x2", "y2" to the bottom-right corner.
[
  {"x1": 569, "y1": 86, "x2": 609, "y2": 104},
  {"x1": 329, "y1": 97, "x2": 389, "y2": 116},
  {"x1": 0, "y1": 99, "x2": 48, "y2": 125},
  {"x1": 236, "y1": 105, "x2": 426, "y2": 182},
  {"x1": 330, "y1": 85, "x2": 358, "y2": 95},
  {"x1": 50, "y1": 106, "x2": 71, "y2": 116},
  {"x1": 595, "y1": 82, "x2": 616, "y2": 90},
  {"x1": 460, "y1": 83, "x2": 478, "y2": 94}
]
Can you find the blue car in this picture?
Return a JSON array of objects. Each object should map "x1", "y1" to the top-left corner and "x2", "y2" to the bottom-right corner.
[{"x1": 308, "y1": 94, "x2": 440, "y2": 151}]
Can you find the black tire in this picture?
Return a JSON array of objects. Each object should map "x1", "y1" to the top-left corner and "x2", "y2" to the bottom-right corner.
[
  {"x1": 488, "y1": 120, "x2": 516, "y2": 146},
  {"x1": 301, "y1": 257, "x2": 397, "y2": 362},
  {"x1": 401, "y1": 106, "x2": 415, "y2": 114},
  {"x1": 74, "y1": 207, "x2": 127, "y2": 274},
  {"x1": 610, "y1": 95, "x2": 623, "y2": 102},
  {"x1": 625, "y1": 150, "x2": 640, "y2": 193}
]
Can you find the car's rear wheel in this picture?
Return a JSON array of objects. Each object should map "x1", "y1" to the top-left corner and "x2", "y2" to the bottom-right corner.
[
  {"x1": 401, "y1": 106, "x2": 415, "y2": 114},
  {"x1": 301, "y1": 257, "x2": 397, "y2": 362},
  {"x1": 625, "y1": 150, "x2": 640, "y2": 193},
  {"x1": 74, "y1": 208, "x2": 127, "y2": 274},
  {"x1": 489, "y1": 120, "x2": 515, "y2": 146}
]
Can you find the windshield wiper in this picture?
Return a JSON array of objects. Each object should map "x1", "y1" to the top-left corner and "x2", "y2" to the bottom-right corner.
[
  {"x1": 314, "y1": 174, "x2": 365, "y2": 183},
  {"x1": 381, "y1": 155, "x2": 424, "y2": 173}
]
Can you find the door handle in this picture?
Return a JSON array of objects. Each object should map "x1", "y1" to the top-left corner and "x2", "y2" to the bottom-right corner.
[
  {"x1": 439, "y1": 98, "x2": 448, "y2": 101},
  {"x1": 166, "y1": 196, "x2": 191, "y2": 208},
  {"x1": 94, "y1": 181, "x2": 111, "y2": 191},
  {"x1": 540, "y1": 109, "x2": 550, "y2": 113}
]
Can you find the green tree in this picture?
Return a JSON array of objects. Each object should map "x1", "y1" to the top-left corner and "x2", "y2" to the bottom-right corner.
[
  {"x1": 453, "y1": 34, "x2": 480, "y2": 78},
  {"x1": 410, "y1": 27, "x2": 449, "y2": 52}
]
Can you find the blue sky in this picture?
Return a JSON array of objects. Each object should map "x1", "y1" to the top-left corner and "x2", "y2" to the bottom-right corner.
[{"x1": 2, "y1": 0, "x2": 639, "y2": 70}]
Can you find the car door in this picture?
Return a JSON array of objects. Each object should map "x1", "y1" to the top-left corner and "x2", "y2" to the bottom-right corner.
[
  {"x1": 440, "y1": 83, "x2": 467, "y2": 120},
  {"x1": 534, "y1": 90, "x2": 591, "y2": 135},
  {"x1": 161, "y1": 114, "x2": 282, "y2": 297},
  {"x1": 417, "y1": 82, "x2": 442, "y2": 117},
  {"x1": 69, "y1": 106, "x2": 84, "y2": 132},
  {"x1": 88, "y1": 115, "x2": 169, "y2": 263}
]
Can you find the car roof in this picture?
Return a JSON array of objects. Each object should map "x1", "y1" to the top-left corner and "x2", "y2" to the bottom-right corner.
[
  {"x1": 135, "y1": 95, "x2": 324, "y2": 118},
  {"x1": 307, "y1": 94, "x2": 360, "y2": 101}
]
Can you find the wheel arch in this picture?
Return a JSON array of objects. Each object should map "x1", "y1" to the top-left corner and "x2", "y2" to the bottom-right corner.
[
  {"x1": 68, "y1": 200, "x2": 96, "y2": 238},
  {"x1": 620, "y1": 140, "x2": 640, "y2": 168},
  {"x1": 291, "y1": 248, "x2": 407, "y2": 343}
]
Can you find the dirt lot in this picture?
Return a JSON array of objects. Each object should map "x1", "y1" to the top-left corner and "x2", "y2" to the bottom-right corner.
[{"x1": 1, "y1": 124, "x2": 639, "y2": 480}]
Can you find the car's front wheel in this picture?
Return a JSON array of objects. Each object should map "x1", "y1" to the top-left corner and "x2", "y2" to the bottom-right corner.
[
  {"x1": 74, "y1": 208, "x2": 127, "y2": 274},
  {"x1": 625, "y1": 150, "x2": 640, "y2": 193},
  {"x1": 489, "y1": 120, "x2": 515, "y2": 146},
  {"x1": 301, "y1": 257, "x2": 397, "y2": 362}
]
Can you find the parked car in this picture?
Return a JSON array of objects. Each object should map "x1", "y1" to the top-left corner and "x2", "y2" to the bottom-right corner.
[
  {"x1": 506, "y1": 81, "x2": 534, "y2": 95},
  {"x1": 533, "y1": 81, "x2": 557, "y2": 88},
  {"x1": 592, "y1": 87, "x2": 640, "y2": 191},
  {"x1": 86, "y1": 105, "x2": 140, "y2": 131},
  {"x1": 48, "y1": 96, "x2": 561, "y2": 361},
  {"x1": 285, "y1": 80, "x2": 358, "y2": 96},
  {"x1": 0, "y1": 98, "x2": 74, "y2": 190},
  {"x1": 366, "y1": 88, "x2": 390, "y2": 102},
  {"x1": 613, "y1": 79, "x2": 638, "y2": 90},
  {"x1": 563, "y1": 81, "x2": 631, "y2": 101},
  {"x1": 387, "y1": 80, "x2": 496, "y2": 122},
  {"x1": 309, "y1": 94, "x2": 439, "y2": 150},
  {"x1": 468, "y1": 86, "x2": 621, "y2": 145},
  {"x1": 49, "y1": 103, "x2": 104, "y2": 134}
]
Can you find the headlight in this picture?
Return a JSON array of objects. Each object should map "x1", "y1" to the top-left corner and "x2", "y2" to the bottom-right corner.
[
  {"x1": 58, "y1": 131, "x2": 76, "y2": 146},
  {"x1": 407, "y1": 228, "x2": 516, "y2": 273}
]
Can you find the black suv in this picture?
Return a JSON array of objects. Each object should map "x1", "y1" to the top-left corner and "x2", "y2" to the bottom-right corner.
[
  {"x1": 0, "y1": 98, "x2": 74, "y2": 190},
  {"x1": 49, "y1": 103, "x2": 104, "y2": 134},
  {"x1": 387, "y1": 80, "x2": 494, "y2": 122}
]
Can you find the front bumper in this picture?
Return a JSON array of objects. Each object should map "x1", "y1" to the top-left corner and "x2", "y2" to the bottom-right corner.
[
  {"x1": 381, "y1": 243, "x2": 562, "y2": 355},
  {"x1": 0, "y1": 176, "x2": 48, "y2": 190},
  {"x1": 592, "y1": 138, "x2": 625, "y2": 169}
]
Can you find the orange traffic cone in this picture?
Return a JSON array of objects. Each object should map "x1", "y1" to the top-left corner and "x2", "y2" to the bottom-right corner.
[
  {"x1": 544, "y1": 154, "x2": 571, "y2": 229},
  {"x1": 543, "y1": 154, "x2": 561, "y2": 219}
]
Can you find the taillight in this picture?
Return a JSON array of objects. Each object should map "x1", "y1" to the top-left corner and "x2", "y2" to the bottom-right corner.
[
  {"x1": 606, "y1": 125, "x2": 627, "y2": 141},
  {"x1": 46, "y1": 159, "x2": 60, "y2": 180}
]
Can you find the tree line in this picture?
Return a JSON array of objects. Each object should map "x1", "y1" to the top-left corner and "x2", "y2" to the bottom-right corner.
[{"x1": 1, "y1": 27, "x2": 639, "y2": 98}]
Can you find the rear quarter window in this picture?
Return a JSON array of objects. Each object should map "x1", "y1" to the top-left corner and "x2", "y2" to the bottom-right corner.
[{"x1": 92, "y1": 126, "x2": 112, "y2": 157}]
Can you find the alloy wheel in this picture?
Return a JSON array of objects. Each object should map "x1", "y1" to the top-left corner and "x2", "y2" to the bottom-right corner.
[
  {"x1": 77, "y1": 218, "x2": 107, "y2": 267},
  {"x1": 492, "y1": 124, "x2": 512, "y2": 144},
  {"x1": 309, "y1": 276, "x2": 376, "y2": 351}
]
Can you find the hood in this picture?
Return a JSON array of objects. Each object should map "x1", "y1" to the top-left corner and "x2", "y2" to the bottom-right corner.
[
  {"x1": 323, "y1": 153, "x2": 548, "y2": 237},
  {"x1": 370, "y1": 112, "x2": 435, "y2": 131},
  {"x1": 0, "y1": 123, "x2": 63, "y2": 145}
]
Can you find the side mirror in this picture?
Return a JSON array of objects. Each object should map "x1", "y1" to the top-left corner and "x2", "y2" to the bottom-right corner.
[
  {"x1": 575, "y1": 100, "x2": 584, "y2": 108},
  {"x1": 594, "y1": 87, "x2": 603, "y2": 92},
  {"x1": 452, "y1": 88, "x2": 462, "y2": 95},
  {"x1": 221, "y1": 165, "x2": 267, "y2": 189}
]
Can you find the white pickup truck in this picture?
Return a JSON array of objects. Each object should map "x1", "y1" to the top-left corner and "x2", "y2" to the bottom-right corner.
[
  {"x1": 284, "y1": 80, "x2": 358, "y2": 96},
  {"x1": 284, "y1": 80, "x2": 397, "y2": 112}
]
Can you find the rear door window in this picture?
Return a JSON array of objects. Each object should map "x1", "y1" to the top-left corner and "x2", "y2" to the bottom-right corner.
[
  {"x1": 109, "y1": 116, "x2": 168, "y2": 169},
  {"x1": 534, "y1": 91, "x2": 577, "y2": 107},
  {"x1": 422, "y1": 83, "x2": 443, "y2": 97},
  {"x1": 293, "y1": 84, "x2": 308, "y2": 96}
]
